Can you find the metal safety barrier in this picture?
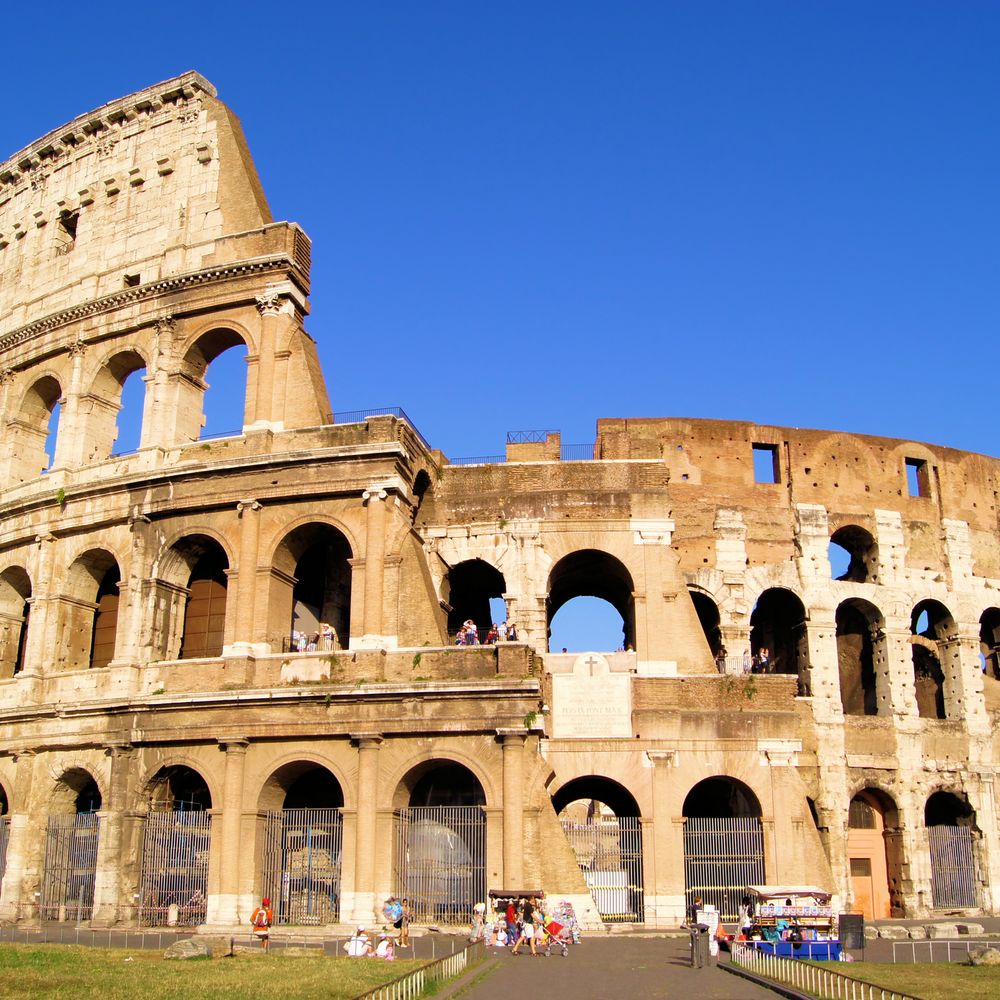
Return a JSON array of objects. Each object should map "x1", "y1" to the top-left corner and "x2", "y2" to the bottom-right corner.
[
  {"x1": 891, "y1": 938, "x2": 1000, "y2": 963},
  {"x1": 731, "y1": 942, "x2": 925, "y2": 1000},
  {"x1": 349, "y1": 940, "x2": 486, "y2": 1000}
]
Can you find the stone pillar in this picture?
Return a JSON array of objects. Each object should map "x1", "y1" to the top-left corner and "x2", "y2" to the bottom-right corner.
[
  {"x1": 53, "y1": 340, "x2": 86, "y2": 469},
  {"x1": 498, "y1": 730, "x2": 527, "y2": 886},
  {"x1": 248, "y1": 292, "x2": 281, "y2": 431},
  {"x1": 646, "y1": 750, "x2": 681, "y2": 924},
  {"x1": 207, "y1": 738, "x2": 249, "y2": 925},
  {"x1": 942, "y1": 623, "x2": 989, "y2": 734},
  {"x1": 20, "y1": 533, "x2": 57, "y2": 676},
  {"x1": 883, "y1": 623, "x2": 919, "y2": 717},
  {"x1": 347, "y1": 733, "x2": 382, "y2": 924},
  {"x1": 91, "y1": 743, "x2": 136, "y2": 925},
  {"x1": 225, "y1": 498, "x2": 264, "y2": 655},
  {"x1": 359, "y1": 489, "x2": 388, "y2": 646},
  {"x1": 143, "y1": 316, "x2": 179, "y2": 449},
  {"x1": 0, "y1": 750, "x2": 37, "y2": 922},
  {"x1": 630, "y1": 520, "x2": 679, "y2": 674},
  {"x1": 803, "y1": 611, "x2": 840, "y2": 723}
]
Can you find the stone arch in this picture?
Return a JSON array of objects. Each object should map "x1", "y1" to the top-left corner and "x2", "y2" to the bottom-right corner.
[
  {"x1": 257, "y1": 758, "x2": 348, "y2": 812},
  {"x1": 688, "y1": 587, "x2": 724, "y2": 661},
  {"x1": 83, "y1": 348, "x2": 148, "y2": 460},
  {"x1": 8, "y1": 373, "x2": 63, "y2": 482},
  {"x1": 143, "y1": 763, "x2": 214, "y2": 811},
  {"x1": 803, "y1": 433, "x2": 882, "y2": 494},
  {"x1": 552, "y1": 775, "x2": 642, "y2": 818},
  {"x1": 837, "y1": 598, "x2": 888, "y2": 716},
  {"x1": 547, "y1": 549, "x2": 635, "y2": 652},
  {"x1": 0, "y1": 565, "x2": 31, "y2": 678},
  {"x1": 682, "y1": 776, "x2": 763, "y2": 818},
  {"x1": 749, "y1": 587, "x2": 809, "y2": 685},
  {"x1": 910, "y1": 600, "x2": 954, "y2": 720},
  {"x1": 979, "y1": 607, "x2": 1000, "y2": 680},
  {"x1": 0, "y1": 779, "x2": 8, "y2": 814},
  {"x1": 830, "y1": 524, "x2": 879, "y2": 584},
  {"x1": 444, "y1": 558, "x2": 506, "y2": 640},
  {"x1": 394, "y1": 759, "x2": 487, "y2": 810},
  {"x1": 924, "y1": 789, "x2": 980, "y2": 909},
  {"x1": 268, "y1": 521, "x2": 353, "y2": 652},
  {"x1": 61, "y1": 548, "x2": 122, "y2": 670},
  {"x1": 846, "y1": 787, "x2": 904, "y2": 918},
  {"x1": 50, "y1": 766, "x2": 104, "y2": 814},
  {"x1": 174, "y1": 325, "x2": 251, "y2": 443}
]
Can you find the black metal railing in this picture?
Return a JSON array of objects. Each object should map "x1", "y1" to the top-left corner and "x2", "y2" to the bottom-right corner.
[{"x1": 332, "y1": 406, "x2": 432, "y2": 452}]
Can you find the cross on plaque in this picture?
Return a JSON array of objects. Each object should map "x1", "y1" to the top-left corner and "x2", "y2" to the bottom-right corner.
[{"x1": 584, "y1": 655, "x2": 601, "y2": 675}]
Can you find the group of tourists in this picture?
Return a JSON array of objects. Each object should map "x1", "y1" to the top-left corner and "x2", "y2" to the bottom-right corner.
[
  {"x1": 476, "y1": 895, "x2": 580, "y2": 957},
  {"x1": 714, "y1": 645, "x2": 774, "y2": 674},
  {"x1": 454, "y1": 619, "x2": 519, "y2": 645},
  {"x1": 292, "y1": 622, "x2": 338, "y2": 652}
]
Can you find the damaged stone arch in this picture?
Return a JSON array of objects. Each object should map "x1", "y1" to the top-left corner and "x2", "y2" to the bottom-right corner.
[
  {"x1": 688, "y1": 586, "x2": 724, "y2": 659},
  {"x1": 910, "y1": 600, "x2": 955, "y2": 720},
  {"x1": 829, "y1": 524, "x2": 879, "y2": 583},
  {"x1": 0, "y1": 564, "x2": 32, "y2": 678},
  {"x1": 749, "y1": 587, "x2": 809, "y2": 687},
  {"x1": 547, "y1": 549, "x2": 635, "y2": 653},
  {"x1": 443, "y1": 558, "x2": 506, "y2": 638},
  {"x1": 8, "y1": 372, "x2": 63, "y2": 482},
  {"x1": 173, "y1": 325, "x2": 249, "y2": 443},
  {"x1": 924, "y1": 788, "x2": 982, "y2": 909},
  {"x1": 50, "y1": 766, "x2": 104, "y2": 814},
  {"x1": 836, "y1": 598, "x2": 889, "y2": 717},
  {"x1": 85, "y1": 347, "x2": 148, "y2": 460}
]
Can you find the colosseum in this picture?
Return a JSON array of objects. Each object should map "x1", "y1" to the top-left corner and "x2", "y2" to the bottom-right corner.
[{"x1": 0, "y1": 71, "x2": 998, "y2": 934}]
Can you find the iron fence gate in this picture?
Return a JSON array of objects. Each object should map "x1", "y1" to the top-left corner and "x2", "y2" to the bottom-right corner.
[
  {"x1": 0, "y1": 816, "x2": 8, "y2": 884},
  {"x1": 137, "y1": 810, "x2": 211, "y2": 926},
  {"x1": 261, "y1": 808, "x2": 343, "y2": 924},
  {"x1": 928, "y1": 825, "x2": 979, "y2": 908},
  {"x1": 560, "y1": 816, "x2": 644, "y2": 922},
  {"x1": 683, "y1": 816, "x2": 765, "y2": 922},
  {"x1": 394, "y1": 806, "x2": 486, "y2": 923},
  {"x1": 40, "y1": 813, "x2": 100, "y2": 921}
]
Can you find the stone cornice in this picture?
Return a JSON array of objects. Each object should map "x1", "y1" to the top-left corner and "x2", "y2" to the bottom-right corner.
[{"x1": 0, "y1": 252, "x2": 302, "y2": 353}]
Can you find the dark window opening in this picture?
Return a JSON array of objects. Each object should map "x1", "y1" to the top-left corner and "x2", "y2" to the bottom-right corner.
[
  {"x1": 830, "y1": 525, "x2": 878, "y2": 583},
  {"x1": 408, "y1": 764, "x2": 485, "y2": 807},
  {"x1": 123, "y1": 273, "x2": 140, "y2": 287},
  {"x1": 906, "y1": 458, "x2": 930, "y2": 498},
  {"x1": 837, "y1": 599, "x2": 884, "y2": 716},
  {"x1": 911, "y1": 601, "x2": 951, "y2": 720},
  {"x1": 55, "y1": 211, "x2": 79, "y2": 255},
  {"x1": 282, "y1": 767, "x2": 344, "y2": 809},
  {"x1": 148, "y1": 765, "x2": 212, "y2": 811},
  {"x1": 89, "y1": 566, "x2": 121, "y2": 669},
  {"x1": 752, "y1": 443, "x2": 779, "y2": 484}
]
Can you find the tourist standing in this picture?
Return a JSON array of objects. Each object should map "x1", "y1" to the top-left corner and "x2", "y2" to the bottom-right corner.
[{"x1": 250, "y1": 897, "x2": 273, "y2": 951}]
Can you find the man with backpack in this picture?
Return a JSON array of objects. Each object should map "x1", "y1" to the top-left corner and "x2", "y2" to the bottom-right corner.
[{"x1": 250, "y1": 897, "x2": 273, "y2": 951}]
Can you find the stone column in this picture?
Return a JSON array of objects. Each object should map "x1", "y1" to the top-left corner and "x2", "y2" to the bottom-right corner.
[
  {"x1": 348, "y1": 733, "x2": 382, "y2": 924},
  {"x1": 21, "y1": 533, "x2": 57, "y2": 677},
  {"x1": 498, "y1": 729, "x2": 527, "y2": 886},
  {"x1": 646, "y1": 750, "x2": 679, "y2": 925},
  {"x1": 0, "y1": 750, "x2": 37, "y2": 922},
  {"x1": 208, "y1": 738, "x2": 249, "y2": 925},
  {"x1": 942, "y1": 622, "x2": 989, "y2": 734},
  {"x1": 225, "y1": 499, "x2": 263, "y2": 655},
  {"x1": 883, "y1": 623, "x2": 919, "y2": 717},
  {"x1": 359, "y1": 489, "x2": 388, "y2": 646},
  {"x1": 91, "y1": 743, "x2": 136, "y2": 925},
  {"x1": 53, "y1": 340, "x2": 86, "y2": 468},
  {"x1": 248, "y1": 292, "x2": 281, "y2": 431},
  {"x1": 803, "y1": 611, "x2": 840, "y2": 723}
]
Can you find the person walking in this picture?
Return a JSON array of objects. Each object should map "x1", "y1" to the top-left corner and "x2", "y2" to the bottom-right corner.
[
  {"x1": 511, "y1": 896, "x2": 538, "y2": 956},
  {"x1": 250, "y1": 897, "x2": 273, "y2": 951},
  {"x1": 399, "y1": 897, "x2": 412, "y2": 948}
]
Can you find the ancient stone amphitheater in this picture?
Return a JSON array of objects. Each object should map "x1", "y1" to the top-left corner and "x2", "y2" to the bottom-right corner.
[{"x1": 0, "y1": 72, "x2": 997, "y2": 932}]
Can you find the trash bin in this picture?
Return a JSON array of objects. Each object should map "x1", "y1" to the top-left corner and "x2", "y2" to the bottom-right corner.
[{"x1": 690, "y1": 925, "x2": 711, "y2": 968}]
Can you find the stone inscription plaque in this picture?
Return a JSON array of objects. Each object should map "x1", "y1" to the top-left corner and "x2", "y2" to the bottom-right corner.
[{"x1": 551, "y1": 654, "x2": 632, "y2": 738}]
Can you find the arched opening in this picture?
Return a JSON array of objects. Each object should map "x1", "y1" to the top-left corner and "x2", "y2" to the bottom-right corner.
[
  {"x1": 749, "y1": 588, "x2": 809, "y2": 687},
  {"x1": 689, "y1": 590, "x2": 724, "y2": 667},
  {"x1": 682, "y1": 777, "x2": 765, "y2": 920},
  {"x1": 260, "y1": 763, "x2": 345, "y2": 925},
  {"x1": 271, "y1": 523, "x2": 352, "y2": 652},
  {"x1": 837, "y1": 599, "x2": 887, "y2": 716},
  {"x1": 0, "y1": 783, "x2": 8, "y2": 884},
  {"x1": 925, "y1": 791, "x2": 979, "y2": 908},
  {"x1": 547, "y1": 550, "x2": 635, "y2": 653},
  {"x1": 553, "y1": 776, "x2": 643, "y2": 923},
  {"x1": 446, "y1": 559, "x2": 506, "y2": 644},
  {"x1": 86, "y1": 350, "x2": 147, "y2": 460},
  {"x1": 10, "y1": 375, "x2": 62, "y2": 482},
  {"x1": 175, "y1": 330, "x2": 248, "y2": 442},
  {"x1": 847, "y1": 789, "x2": 903, "y2": 919},
  {"x1": 911, "y1": 601, "x2": 952, "y2": 720},
  {"x1": 177, "y1": 540, "x2": 229, "y2": 660},
  {"x1": 0, "y1": 566, "x2": 31, "y2": 678},
  {"x1": 829, "y1": 526, "x2": 878, "y2": 583},
  {"x1": 979, "y1": 608, "x2": 1000, "y2": 681},
  {"x1": 393, "y1": 761, "x2": 486, "y2": 923},
  {"x1": 63, "y1": 550, "x2": 121, "y2": 670},
  {"x1": 549, "y1": 597, "x2": 626, "y2": 653},
  {"x1": 138, "y1": 765, "x2": 212, "y2": 926},
  {"x1": 41, "y1": 769, "x2": 102, "y2": 921}
]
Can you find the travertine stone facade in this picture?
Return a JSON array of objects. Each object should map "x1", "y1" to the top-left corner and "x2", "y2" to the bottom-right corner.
[{"x1": 1, "y1": 75, "x2": 998, "y2": 932}]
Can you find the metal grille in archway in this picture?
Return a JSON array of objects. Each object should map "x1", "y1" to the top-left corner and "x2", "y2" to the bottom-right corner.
[
  {"x1": 394, "y1": 806, "x2": 486, "y2": 923},
  {"x1": 928, "y1": 826, "x2": 979, "y2": 908},
  {"x1": 137, "y1": 810, "x2": 211, "y2": 926},
  {"x1": 40, "y1": 813, "x2": 100, "y2": 921},
  {"x1": 560, "y1": 816, "x2": 644, "y2": 922},
  {"x1": 683, "y1": 817, "x2": 765, "y2": 921},
  {"x1": 261, "y1": 808, "x2": 343, "y2": 924}
]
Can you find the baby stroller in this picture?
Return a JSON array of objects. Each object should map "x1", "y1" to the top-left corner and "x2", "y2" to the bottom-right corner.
[{"x1": 542, "y1": 919, "x2": 571, "y2": 957}]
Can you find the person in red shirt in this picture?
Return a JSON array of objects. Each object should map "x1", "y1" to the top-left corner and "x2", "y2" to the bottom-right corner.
[{"x1": 250, "y1": 897, "x2": 274, "y2": 951}]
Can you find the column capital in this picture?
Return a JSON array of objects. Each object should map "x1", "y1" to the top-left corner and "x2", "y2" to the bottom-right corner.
[
  {"x1": 352, "y1": 732, "x2": 384, "y2": 749},
  {"x1": 217, "y1": 737, "x2": 250, "y2": 754},
  {"x1": 12, "y1": 748, "x2": 37, "y2": 764},
  {"x1": 35, "y1": 532, "x2": 56, "y2": 546},
  {"x1": 255, "y1": 291, "x2": 284, "y2": 316},
  {"x1": 236, "y1": 497, "x2": 262, "y2": 516},
  {"x1": 103, "y1": 743, "x2": 135, "y2": 759},
  {"x1": 154, "y1": 315, "x2": 176, "y2": 337},
  {"x1": 361, "y1": 488, "x2": 389, "y2": 504},
  {"x1": 496, "y1": 728, "x2": 528, "y2": 744},
  {"x1": 646, "y1": 749, "x2": 677, "y2": 767}
]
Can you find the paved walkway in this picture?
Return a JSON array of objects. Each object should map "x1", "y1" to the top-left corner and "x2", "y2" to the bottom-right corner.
[{"x1": 456, "y1": 936, "x2": 778, "y2": 999}]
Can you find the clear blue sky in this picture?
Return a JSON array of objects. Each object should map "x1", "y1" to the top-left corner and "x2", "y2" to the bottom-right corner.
[{"x1": 7, "y1": 2, "x2": 1000, "y2": 648}]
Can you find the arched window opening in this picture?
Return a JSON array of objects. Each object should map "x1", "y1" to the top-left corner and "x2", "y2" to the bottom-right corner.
[
  {"x1": 910, "y1": 601, "x2": 952, "y2": 720},
  {"x1": 549, "y1": 596, "x2": 626, "y2": 653},
  {"x1": 411, "y1": 469, "x2": 432, "y2": 524},
  {"x1": 179, "y1": 546, "x2": 229, "y2": 660},
  {"x1": 64, "y1": 550, "x2": 122, "y2": 671},
  {"x1": 112, "y1": 362, "x2": 147, "y2": 455},
  {"x1": 553, "y1": 776, "x2": 643, "y2": 923},
  {"x1": 925, "y1": 791, "x2": 979, "y2": 909},
  {"x1": 176, "y1": 331, "x2": 247, "y2": 442},
  {"x1": 749, "y1": 589, "x2": 809, "y2": 688},
  {"x1": 202, "y1": 342, "x2": 247, "y2": 438},
  {"x1": 683, "y1": 777, "x2": 764, "y2": 921},
  {"x1": 829, "y1": 526, "x2": 878, "y2": 583},
  {"x1": 272, "y1": 523, "x2": 352, "y2": 653},
  {"x1": 139, "y1": 765, "x2": 212, "y2": 927},
  {"x1": 90, "y1": 565, "x2": 121, "y2": 669},
  {"x1": 44, "y1": 401, "x2": 62, "y2": 473},
  {"x1": 11, "y1": 376, "x2": 62, "y2": 482},
  {"x1": 847, "y1": 790, "x2": 903, "y2": 919},
  {"x1": 547, "y1": 550, "x2": 635, "y2": 654},
  {"x1": 393, "y1": 761, "x2": 486, "y2": 923},
  {"x1": 446, "y1": 559, "x2": 506, "y2": 644},
  {"x1": 979, "y1": 608, "x2": 1000, "y2": 681},
  {"x1": 81, "y1": 350, "x2": 148, "y2": 461},
  {"x1": 0, "y1": 566, "x2": 31, "y2": 678},
  {"x1": 689, "y1": 590, "x2": 724, "y2": 665},
  {"x1": 837, "y1": 599, "x2": 886, "y2": 716},
  {"x1": 260, "y1": 763, "x2": 345, "y2": 926},
  {"x1": 41, "y1": 769, "x2": 102, "y2": 921}
]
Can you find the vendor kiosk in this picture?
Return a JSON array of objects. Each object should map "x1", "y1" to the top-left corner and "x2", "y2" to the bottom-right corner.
[{"x1": 742, "y1": 885, "x2": 842, "y2": 961}]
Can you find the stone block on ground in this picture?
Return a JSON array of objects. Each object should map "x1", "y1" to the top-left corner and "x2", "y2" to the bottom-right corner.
[
  {"x1": 863, "y1": 925, "x2": 879, "y2": 940},
  {"x1": 957, "y1": 923, "x2": 985, "y2": 936},
  {"x1": 926, "y1": 923, "x2": 960, "y2": 939},
  {"x1": 907, "y1": 926, "x2": 927, "y2": 940},
  {"x1": 164, "y1": 938, "x2": 212, "y2": 960},
  {"x1": 967, "y1": 946, "x2": 1000, "y2": 966},
  {"x1": 876, "y1": 925, "x2": 909, "y2": 940},
  {"x1": 232, "y1": 944, "x2": 267, "y2": 956}
]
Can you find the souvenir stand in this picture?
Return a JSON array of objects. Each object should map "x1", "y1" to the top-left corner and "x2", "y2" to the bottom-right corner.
[{"x1": 743, "y1": 885, "x2": 842, "y2": 961}]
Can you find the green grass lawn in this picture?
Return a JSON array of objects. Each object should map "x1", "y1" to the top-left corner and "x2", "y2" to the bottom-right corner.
[
  {"x1": 0, "y1": 944, "x2": 431, "y2": 1000},
  {"x1": 815, "y1": 961, "x2": 1000, "y2": 1000}
]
